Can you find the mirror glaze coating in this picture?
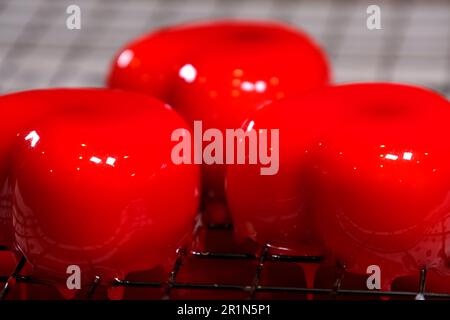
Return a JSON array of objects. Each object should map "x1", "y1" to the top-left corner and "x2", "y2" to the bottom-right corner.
[
  {"x1": 7, "y1": 89, "x2": 200, "y2": 295},
  {"x1": 225, "y1": 86, "x2": 328, "y2": 255},
  {"x1": 226, "y1": 83, "x2": 450, "y2": 288},
  {"x1": 107, "y1": 20, "x2": 330, "y2": 200},
  {"x1": 1, "y1": 91, "x2": 74, "y2": 249},
  {"x1": 308, "y1": 84, "x2": 450, "y2": 289}
]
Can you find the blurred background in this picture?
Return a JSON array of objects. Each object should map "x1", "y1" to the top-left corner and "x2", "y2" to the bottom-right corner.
[{"x1": 0, "y1": 0, "x2": 448, "y2": 98}]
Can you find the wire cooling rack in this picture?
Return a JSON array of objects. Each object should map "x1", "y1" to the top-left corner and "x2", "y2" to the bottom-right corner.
[
  {"x1": 1, "y1": 222, "x2": 450, "y2": 300},
  {"x1": 0, "y1": 0, "x2": 449, "y2": 300}
]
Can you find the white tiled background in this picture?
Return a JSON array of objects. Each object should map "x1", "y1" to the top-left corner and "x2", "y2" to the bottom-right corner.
[{"x1": 0, "y1": 0, "x2": 448, "y2": 97}]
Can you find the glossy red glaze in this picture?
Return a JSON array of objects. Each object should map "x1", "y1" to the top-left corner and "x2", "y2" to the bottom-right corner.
[
  {"x1": 1, "y1": 91, "x2": 72, "y2": 249},
  {"x1": 6, "y1": 89, "x2": 200, "y2": 298},
  {"x1": 306, "y1": 84, "x2": 450, "y2": 289},
  {"x1": 0, "y1": 186, "x2": 12, "y2": 248},
  {"x1": 225, "y1": 88, "x2": 324, "y2": 255},
  {"x1": 108, "y1": 20, "x2": 330, "y2": 200},
  {"x1": 226, "y1": 83, "x2": 450, "y2": 290}
]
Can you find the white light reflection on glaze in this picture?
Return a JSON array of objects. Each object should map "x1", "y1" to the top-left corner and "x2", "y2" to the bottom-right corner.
[{"x1": 25, "y1": 130, "x2": 40, "y2": 148}]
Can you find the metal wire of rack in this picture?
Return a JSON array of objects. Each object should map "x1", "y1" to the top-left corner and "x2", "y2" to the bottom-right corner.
[{"x1": 1, "y1": 223, "x2": 450, "y2": 300}]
